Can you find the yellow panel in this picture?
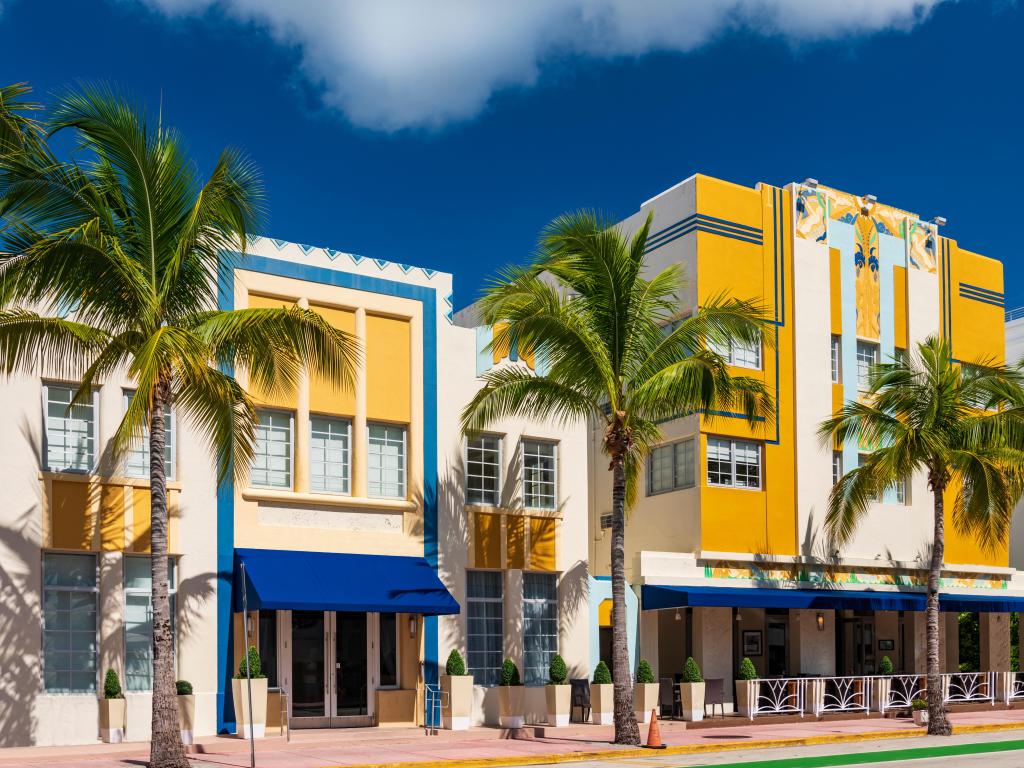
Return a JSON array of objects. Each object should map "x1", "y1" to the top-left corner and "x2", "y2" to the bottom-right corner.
[
  {"x1": 366, "y1": 314, "x2": 411, "y2": 422},
  {"x1": 247, "y1": 294, "x2": 298, "y2": 409},
  {"x1": 950, "y1": 244, "x2": 1005, "y2": 365},
  {"x1": 50, "y1": 480, "x2": 94, "y2": 551},
  {"x1": 308, "y1": 304, "x2": 357, "y2": 416},
  {"x1": 473, "y1": 512, "x2": 501, "y2": 569},
  {"x1": 99, "y1": 485, "x2": 125, "y2": 551},
  {"x1": 131, "y1": 487, "x2": 151, "y2": 553},
  {"x1": 528, "y1": 517, "x2": 556, "y2": 571},
  {"x1": 507, "y1": 515, "x2": 525, "y2": 570},
  {"x1": 943, "y1": 482, "x2": 1008, "y2": 568},
  {"x1": 829, "y1": 248, "x2": 842, "y2": 334},
  {"x1": 598, "y1": 599, "x2": 612, "y2": 628},
  {"x1": 695, "y1": 174, "x2": 763, "y2": 230},
  {"x1": 854, "y1": 216, "x2": 880, "y2": 340},
  {"x1": 893, "y1": 266, "x2": 908, "y2": 350}
]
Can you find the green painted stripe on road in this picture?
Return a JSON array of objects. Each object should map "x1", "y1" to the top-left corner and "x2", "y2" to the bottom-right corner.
[{"x1": 693, "y1": 738, "x2": 1024, "y2": 768}]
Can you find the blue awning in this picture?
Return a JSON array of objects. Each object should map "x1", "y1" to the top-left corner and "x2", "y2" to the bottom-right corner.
[
  {"x1": 940, "y1": 593, "x2": 1024, "y2": 613},
  {"x1": 642, "y1": 584, "x2": 927, "y2": 612},
  {"x1": 233, "y1": 548, "x2": 460, "y2": 615}
]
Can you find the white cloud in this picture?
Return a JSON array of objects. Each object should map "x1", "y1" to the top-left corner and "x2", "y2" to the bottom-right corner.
[{"x1": 139, "y1": 0, "x2": 945, "y2": 131}]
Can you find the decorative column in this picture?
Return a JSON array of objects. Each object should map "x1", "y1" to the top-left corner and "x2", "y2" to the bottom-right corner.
[
  {"x1": 294, "y1": 297, "x2": 311, "y2": 493},
  {"x1": 692, "y1": 607, "x2": 732, "y2": 701},
  {"x1": 980, "y1": 612, "x2": 1011, "y2": 671},
  {"x1": 352, "y1": 307, "x2": 368, "y2": 497}
]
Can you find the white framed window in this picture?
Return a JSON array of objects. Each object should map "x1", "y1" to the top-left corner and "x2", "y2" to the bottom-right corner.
[
  {"x1": 251, "y1": 410, "x2": 293, "y2": 488},
  {"x1": 310, "y1": 416, "x2": 351, "y2": 494},
  {"x1": 368, "y1": 423, "x2": 406, "y2": 498},
  {"x1": 123, "y1": 391, "x2": 175, "y2": 480},
  {"x1": 831, "y1": 336, "x2": 842, "y2": 383},
  {"x1": 378, "y1": 612, "x2": 399, "y2": 688},
  {"x1": 706, "y1": 437, "x2": 762, "y2": 489},
  {"x1": 467, "y1": 434, "x2": 501, "y2": 506},
  {"x1": 466, "y1": 570, "x2": 503, "y2": 686},
  {"x1": 859, "y1": 453, "x2": 879, "y2": 502},
  {"x1": 856, "y1": 341, "x2": 880, "y2": 392},
  {"x1": 43, "y1": 383, "x2": 96, "y2": 472},
  {"x1": 647, "y1": 438, "x2": 696, "y2": 495},
  {"x1": 42, "y1": 553, "x2": 97, "y2": 692},
  {"x1": 832, "y1": 451, "x2": 843, "y2": 486},
  {"x1": 523, "y1": 573, "x2": 558, "y2": 686},
  {"x1": 599, "y1": 512, "x2": 612, "y2": 530},
  {"x1": 893, "y1": 478, "x2": 908, "y2": 505},
  {"x1": 522, "y1": 440, "x2": 557, "y2": 509},
  {"x1": 711, "y1": 335, "x2": 762, "y2": 370},
  {"x1": 123, "y1": 555, "x2": 177, "y2": 691}
]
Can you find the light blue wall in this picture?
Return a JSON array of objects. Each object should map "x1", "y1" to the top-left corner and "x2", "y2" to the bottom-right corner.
[{"x1": 588, "y1": 575, "x2": 638, "y2": 676}]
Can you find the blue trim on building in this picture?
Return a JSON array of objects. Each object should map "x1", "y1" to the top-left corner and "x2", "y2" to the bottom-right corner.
[
  {"x1": 643, "y1": 213, "x2": 765, "y2": 254},
  {"x1": 215, "y1": 252, "x2": 440, "y2": 733}
]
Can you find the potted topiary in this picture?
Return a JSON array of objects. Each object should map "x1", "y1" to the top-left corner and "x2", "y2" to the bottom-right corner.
[
  {"x1": 545, "y1": 654, "x2": 570, "y2": 726},
  {"x1": 176, "y1": 680, "x2": 196, "y2": 745},
  {"x1": 735, "y1": 657, "x2": 759, "y2": 718},
  {"x1": 498, "y1": 658, "x2": 525, "y2": 729},
  {"x1": 679, "y1": 657, "x2": 705, "y2": 721},
  {"x1": 441, "y1": 649, "x2": 473, "y2": 730},
  {"x1": 232, "y1": 645, "x2": 268, "y2": 738},
  {"x1": 99, "y1": 668, "x2": 126, "y2": 743},
  {"x1": 912, "y1": 698, "x2": 928, "y2": 726},
  {"x1": 590, "y1": 660, "x2": 614, "y2": 725},
  {"x1": 633, "y1": 659, "x2": 660, "y2": 723},
  {"x1": 874, "y1": 656, "x2": 894, "y2": 713}
]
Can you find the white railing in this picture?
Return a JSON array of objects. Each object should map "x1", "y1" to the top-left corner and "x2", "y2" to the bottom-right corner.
[
  {"x1": 1009, "y1": 672, "x2": 1024, "y2": 701},
  {"x1": 749, "y1": 677, "x2": 806, "y2": 719},
  {"x1": 883, "y1": 674, "x2": 926, "y2": 712},
  {"x1": 942, "y1": 671, "x2": 995, "y2": 705},
  {"x1": 810, "y1": 675, "x2": 872, "y2": 717},
  {"x1": 423, "y1": 683, "x2": 447, "y2": 735}
]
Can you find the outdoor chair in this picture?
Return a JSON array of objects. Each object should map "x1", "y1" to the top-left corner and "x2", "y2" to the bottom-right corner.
[
  {"x1": 570, "y1": 678, "x2": 591, "y2": 723},
  {"x1": 658, "y1": 677, "x2": 681, "y2": 719},
  {"x1": 703, "y1": 677, "x2": 725, "y2": 719}
]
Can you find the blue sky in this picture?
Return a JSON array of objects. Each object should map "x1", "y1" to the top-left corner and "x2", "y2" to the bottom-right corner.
[{"x1": 1, "y1": 1, "x2": 1021, "y2": 310}]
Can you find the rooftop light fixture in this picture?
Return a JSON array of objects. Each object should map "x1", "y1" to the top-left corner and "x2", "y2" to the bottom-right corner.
[
  {"x1": 803, "y1": 178, "x2": 818, "y2": 188},
  {"x1": 932, "y1": 216, "x2": 947, "y2": 227}
]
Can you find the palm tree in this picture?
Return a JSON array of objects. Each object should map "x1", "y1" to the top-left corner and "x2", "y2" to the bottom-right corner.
[
  {"x1": 818, "y1": 336, "x2": 1024, "y2": 736},
  {"x1": 0, "y1": 84, "x2": 358, "y2": 768},
  {"x1": 461, "y1": 211, "x2": 772, "y2": 744}
]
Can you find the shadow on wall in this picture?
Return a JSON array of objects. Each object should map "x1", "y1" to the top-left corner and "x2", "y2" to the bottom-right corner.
[
  {"x1": 435, "y1": 457, "x2": 470, "y2": 667},
  {"x1": 559, "y1": 559, "x2": 589, "y2": 679}
]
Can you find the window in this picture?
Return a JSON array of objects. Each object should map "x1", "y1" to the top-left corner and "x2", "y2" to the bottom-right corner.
[
  {"x1": 44, "y1": 384, "x2": 95, "y2": 472},
  {"x1": 832, "y1": 452, "x2": 843, "y2": 486},
  {"x1": 859, "y1": 454, "x2": 879, "y2": 502},
  {"x1": 467, "y1": 435, "x2": 501, "y2": 505},
  {"x1": 856, "y1": 341, "x2": 880, "y2": 392},
  {"x1": 647, "y1": 438, "x2": 696, "y2": 495},
  {"x1": 379, "y1": 613, "x2": 398, "y2": 688},
  {"x1": 599, "y1": 513, "x2": 612, "y2": 530},
  {"x1": 893, "y1": 478, "x2": 907, "y2": 505},
  {"x1": 258, "y1": 610, "x2": 278, "y2": 688},
  {"x1": 124, "y1": 555, "x2": 177, "y2": 691},
  {"x1": 310, "y1": 416, "x2": 351, "y2": 493},
  {"x1": 368, "y1": 423, "x2": 406, "y2": 498},
  {"x1": 42, "y1": 553, "x2": 97, "y2": 692},
  {"x1": 123, "y1": 391, "x2": 175, "y2": 479},
  {"x1": 706, "y1": 437, "x2": 761, "y2": 489},
  {"x1": 522, "y1": 440, "x2": 557, "y2": 509},
  {"x1": 466, "y1": 571, "x2": 503, "y2": 686},
  {"x1": 251, "y1": 410, "x2": 293, "y2": 488},
  {"x1": 711, "y1": 335, "x2": 761, "y2": 370},
  {"x1": 831, "y1": 336, "x2": 842, "y2": 383},
  {"x1": 523, "y1": 573, "x2": 558, "y2": 686}
]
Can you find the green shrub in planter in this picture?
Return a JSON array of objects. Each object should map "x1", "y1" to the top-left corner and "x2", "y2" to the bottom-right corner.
[
  {"x1": 738, "y1": 657, "x2": 758, "y2": 681},
  {"x1": 682, "y1": 656, "x2": 703, "y2": 684},
  {"x1": 500, "y1": 658, "x2": 522, "y2": 686},
  {"x1": 912, "y1": 699, "x2": 928, "y2": 711},
  {"x1": 636, "y1": 659, "x2": 655, "y2": 685},
  {"x1": 879, "y1": 656, "x2": 894, "y2": 675},
  {"x1": 592, "y1": 660, "x2": 612, "y2": 684},
  {"x1": 549, "y1": 654, "x2": 568, "y2": 685},
  {"x1": 445, "y1": 649, "x2": 466, "y2": 677},
  {"x1": 235, "y1": 645, "x2": 265, "y2": 679},
  {"x1": 176, "y1": 680, "x2": 193, "y2": 696},
  {"x1": 103, "y1": 668, "x2": 123, "y2": 699}
]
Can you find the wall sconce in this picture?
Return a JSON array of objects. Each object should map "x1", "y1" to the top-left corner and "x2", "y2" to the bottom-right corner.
[
  {"x1": 674, "y1": 609, "x2": 681, "y2": 621},
  {"x1": 408, "y1": 616, "x2": 417, "y2": 638},
  {"x1": 816, "y1": 612, "x2": 825, "y2": 632}
]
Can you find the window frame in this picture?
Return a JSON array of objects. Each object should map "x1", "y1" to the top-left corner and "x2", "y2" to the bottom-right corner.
[
  {"x1": 466, "y1": 433, "x2": 502, "y2": 506},
  {"x1": 646, "y1": 437, "x2": 696, "y2": 496},
  {"x1": 42, "y1": 382, "x2": 98, "y2": 474},
  {"x1": 377, "y1": 612, "x2": 400, "y2": 690},
  {"x1": 122, "y1": 390, "x2": 176, "y2": 480},
  {"x1": 705, "y1": 437, "x2": 762, "y2": 490},
  {"x1": 367, "y1": 422, "x2": 408, "y2": 499},
  {"x1": 122, "y1": 554, "x2": 177, "y2": 692},
  {"x1": 521, "y1": 439, "x2": 558, "y2": 510},
  {"x1": 856, "y1": 340, "x2": 880, "y2": 392},
  {"x1": 309, "y1": 414, "x2": 352, "y2": 495},
  {"x1": 522, "y1": 572, "x2": 558, "y2": 686},
  {"x1": 41, "y1": 552, "x2": 98, "y2": 693},
  {"x1": 251, "y1": 408, "x2": 294, "y2": 489},
  {"x1": 711, "y1": 335, "x2": 762, "y2": 370},
  {"x1": 830, "y1": 335, "x2": 842, "y2": 383},
  {"x1": 466, "y1": 570, "x2": 504, "y2": 687},
  {"x1": 832, "y1": 451, "x2": 843, "y2": 487}
]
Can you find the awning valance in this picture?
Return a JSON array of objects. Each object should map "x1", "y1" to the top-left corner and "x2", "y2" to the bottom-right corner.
[
  {"x1": 233, "y1": 548, "x2": 460, "y2": 615},
  {"x1": 641, "y1": 584, "x2": 927, "y2": 612},
  {"x1": 939, "y1": 593, "x2": 1024, "y2": 613}
]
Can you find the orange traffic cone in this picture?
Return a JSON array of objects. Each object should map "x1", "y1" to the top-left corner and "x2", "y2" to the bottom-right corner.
[{"x1": 643, "y1": 709, "x2": 666, "y2": 749}]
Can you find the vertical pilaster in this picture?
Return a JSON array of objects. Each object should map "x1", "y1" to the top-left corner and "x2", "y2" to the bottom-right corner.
[
  {"x1": 353, "y1": 307, "x2": 368, "y2": 498},
  {"x1": 294, "y1": 297, "x2": 311, "y2": 493},
  {"x1": 505, "y1": 569, "x2": 524, "y2": 674},
  {"x1": 980, "y1": 613, "x2": 1011, "y2": 672},
  {"x1": 692, "y1": 607, "x2": 733, "y2": 702},
  {"x1": 639, "y1": 609, "x2": 659, "y2": 677}
]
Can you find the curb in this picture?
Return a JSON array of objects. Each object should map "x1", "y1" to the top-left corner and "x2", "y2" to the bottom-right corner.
[{"x1": 334, "y1": 721, "x2": 1024, "y2": 768}]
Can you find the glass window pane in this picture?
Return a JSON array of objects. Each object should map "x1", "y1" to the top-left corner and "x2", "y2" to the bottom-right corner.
[
  {"x1": 252, "y1": 410, "x2": 293, "y2": 488},
  {"x1": 831, "y1": 336, "x2": 842, "y2": 383},
  {"x1": 467, "y1": 435, "x2": 501, "y2": 505},
  {"x1": 258, "y1": 610, "x2": 278, "y2": 688},
  {"x1": 123, "y1": 391, "x2": 175, "y2": 479},
  {"x1": 379, "y1": 613, "x2": 398, "y2": 687},
  {"x1": 45, "y1": 385, "x2": 95, "y2": 472},
  {"x1": 523, "y1": 573, "x2": 557, "y2": 685},
  {"x1": 310, "y1": 416, "x2": 351, "y2": 494},
  {"x1": 42, "y1": 553, "x2": 97, "y2": 692},
  {"x1": 706, "y1": 437, "x2": 732, "y2": 486},
  {"x1": 467, "y1": 571, "x2": 503, "y2": 686},
  {"x1": 368, "y1": 423, "x2": 406, "y2": 498},
  {"x1": 522, "y1": 441, "x2": 557, "y2": 509},
  {"x1": 856, "y1": 341, "x2": 880, "y2": 392}
]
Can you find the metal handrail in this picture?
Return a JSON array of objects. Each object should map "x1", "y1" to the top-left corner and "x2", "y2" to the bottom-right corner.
[
  {"x1": 423, "y1": 683, "x2": 447, "y2": 735},
  {"x1": 1006, "y1": 306, "x2": 1024, "y2": 322}
]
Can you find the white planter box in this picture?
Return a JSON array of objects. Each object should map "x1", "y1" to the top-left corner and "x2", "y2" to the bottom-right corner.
[
  {"x1": 634, "y1": 682, "x2": 660, "y2": 723},
  {"x1": 546, "y1": 684, "x2": 571, "y2": 727},
  {"x1": 232, "y1": 678, "x2": 268, "y2": 738},
  {"x1": 499, "y1": 686, "x2": 525, "y2": 729},
  {"x1": 441, "y1": 675, "x2": 473, "y2": 731},
  {"x1": 590, "y1": 683, "x2": 614, "y2": 725},
  {"x1": 679, "y1": 682, "x2": 704, "y2": 722}
]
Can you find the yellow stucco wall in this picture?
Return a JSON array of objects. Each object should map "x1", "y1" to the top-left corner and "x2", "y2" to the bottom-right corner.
[
  {"x1": 308, "y1": 303, "x2": 357, "y2": 416},
  {"x1": 366, "y1": 314, "x2": 411, "y2": 423}
]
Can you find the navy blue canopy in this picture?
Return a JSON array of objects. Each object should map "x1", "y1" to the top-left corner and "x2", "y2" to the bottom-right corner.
[
  {"x1": 939, "y1": 592, "x2": 1024, "y2": 613},
  {"x1": 233, "y1": 548, "x2": 460, "y2": 615},
  {"x1": 642, "y1": 584, "x2": 927, "y2": 612}
]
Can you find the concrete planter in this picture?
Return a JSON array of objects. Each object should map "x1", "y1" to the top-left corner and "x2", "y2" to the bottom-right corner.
[
  {"x1": 590, "y1": 683, "x2": 613, "y2": 725},
  {"x1": 633, "y1": 682, "x2": 660, "y2": 723},
  {"x1": 99, "y1": 698, "x2": 126, "y2": 743},
  {"x1": 545, "y1": 684, "x2": 571, "y2": 727},
  {"x1": 498, "y1": 686, "x2": 525, "y2": 729},
  {"x1": 177, "y1": 695, "x2": 196, "y2": 745},
  {"x1": 872, "y1": 678, "x2": 892, "y2": 713},
  {"x1": 232, "y1": 678, "x2": 268, "y2": 738},
  {"x1": 913, "y1": 709, "x2": 928, "y2": 727},
  {"x1": 679, "y1": 682, "x2": 705, "y2": 722},
  {"x1": 441, "y1": 675, "x2": 473, "y2": 730},
  {"x1": 735, "y1": 679, "x2": 758, "y2": 718}
]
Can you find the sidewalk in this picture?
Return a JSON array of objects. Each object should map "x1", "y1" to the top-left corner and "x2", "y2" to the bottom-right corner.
[{"x1": 1, "y1": 709, "x2": 1023, "y2": 768}]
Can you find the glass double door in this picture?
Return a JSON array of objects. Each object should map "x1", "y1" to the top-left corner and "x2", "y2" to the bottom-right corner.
[{"x1": 290, "y1": 611, "x2": 371, "y2": 727}]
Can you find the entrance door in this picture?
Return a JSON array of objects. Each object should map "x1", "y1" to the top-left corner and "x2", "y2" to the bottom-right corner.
[
  {"x1": 767, "y1": 616, "x2": 788, "y2": 676},
  {"x1": 288, "y1": 611, "x2": 372, "y2": 727},
  {"x1": 852, "y1": 619, "x2": 876, "y2": 675}
]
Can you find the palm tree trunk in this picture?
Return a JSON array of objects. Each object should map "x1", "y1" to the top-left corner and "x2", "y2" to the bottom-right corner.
[
  {"x1": 926, "y1": 479, "x2": 952, "y2": 736},
  {"x1": 148, "y1": 381, "x2": 189, "y2": 768},
  {"x1": 609, "y1": 454, "x2": 640, "y2": 745}
]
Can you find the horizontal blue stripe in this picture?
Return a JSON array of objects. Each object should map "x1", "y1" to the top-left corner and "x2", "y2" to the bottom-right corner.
[
  {"x1": 959, "y1": 293, "x2": 1005, "y2": 308},
  {"x1": 959, "y1": 288, "x2": 1004, "y2": 302},
  {"x1": 646, "y1": 213, "x2": 762, "y2": 249},
  {"x1": 696, "y1": 212, "x2": 762, "y2": 235},
  {"x1": 959, "y1": 282, "x2": 1004, "y2": 299},
  {"x1": 644, "y1": 222, "x2": 762, "y2": 254}
]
